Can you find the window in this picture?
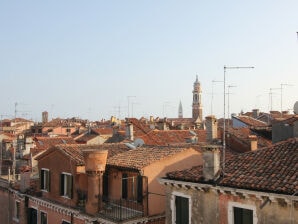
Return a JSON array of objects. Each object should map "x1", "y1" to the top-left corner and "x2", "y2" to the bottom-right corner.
[
  {"x1": 62, "y1": 221, "x2": 70, "y2": 224},
  {"x1": 40, "y1": 169, "x2": 50, "y2": 191},
  {"x1": 28, "y1": 208, "x2": 38, "y2": 224},
  {"x1": 15, "y1": 201, "x2": 20, "y2": 220},
  {"x1": 60, "y1": 173, "x2": 73, "y2": 198},
  {"x1": 40, "y1": 211, "x2": 47, "y2": 224},
  {"x1": 171, "y1": 192, "x2": 191, "y2": 224},
  {"x1": 175, "y1": 196, "x2": 189, "y2": 224},
  {"x1": 121, "y1": 173, "x2": 143, "y2": 201},
  {"x1": 233, "y1": 207, "x2": 253, "y2": 224},
  {"x1": 228, "y1": 202, "x2": 257, "y2": 224}
]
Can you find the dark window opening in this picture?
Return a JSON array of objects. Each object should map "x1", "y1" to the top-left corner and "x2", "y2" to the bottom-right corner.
[{"x1": 233, "y1": 207, "x2": 253, "y2": 224}]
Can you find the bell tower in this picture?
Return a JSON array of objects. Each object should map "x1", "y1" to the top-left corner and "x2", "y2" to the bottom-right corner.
[{"x1": 192, "y1": 75, "x2": 203, "y2": 121}]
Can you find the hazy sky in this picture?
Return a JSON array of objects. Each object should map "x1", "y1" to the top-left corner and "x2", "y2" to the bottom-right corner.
[{"x1": 1, "y1": 1, "x2": 297, "y2": 121}]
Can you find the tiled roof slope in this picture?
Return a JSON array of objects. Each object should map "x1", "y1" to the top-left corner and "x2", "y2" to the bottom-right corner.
[
  {"x1": 126, "y1": 118, "x2": 152, "y2": 136},
  {"x1": 36, "y1": 143, "x2": 132, "y2": 166},
  {"x1": 139, "y1": 130, "x2": 206, "y2": 146},
  {"x1": 166, "y1": 138, "x2": 298, "y2": 195},
  {"x1": 108, "y1": 146, "x2": 198, "y2": 170},
  {"x1": 221, "y1": 138, "x2": 298, "y2": 194},
  {"x1": 227, "y1": 127, "x2": 272, "y2": 149},
  {"x1": 234, "y1": 115, "x2": 268, "y2": 127},
  {"x1": 34, "y1": 136, "x2": 76, "y2": 151}
]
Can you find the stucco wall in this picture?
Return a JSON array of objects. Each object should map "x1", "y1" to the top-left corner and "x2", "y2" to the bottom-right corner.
[
  {"x1": 164, "y1": 184, "x2": 298, "y2": 224},
  {"x1": 38, "y1": 151, "x2": 78, "y2": 207},
  {"x1": 144, "y1": 148, "x2": 202, "y2": 216}
]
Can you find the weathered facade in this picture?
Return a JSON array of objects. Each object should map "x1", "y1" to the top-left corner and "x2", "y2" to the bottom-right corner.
[{"x1": 160, "y1": 138, "x2": 298, "y2": 224}]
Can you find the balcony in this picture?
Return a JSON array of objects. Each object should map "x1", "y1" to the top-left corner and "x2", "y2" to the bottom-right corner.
[{"x1": 99, "y1": 197, "x2": 145, "y2": 222}]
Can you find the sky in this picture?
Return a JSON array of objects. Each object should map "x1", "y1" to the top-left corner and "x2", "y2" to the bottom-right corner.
[{"x1": 0, "y1": 1, "x2": 297, "y2": 121}]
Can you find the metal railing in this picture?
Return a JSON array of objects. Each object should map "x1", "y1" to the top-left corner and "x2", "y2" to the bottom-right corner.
[{"x1": 99, "y1": 197, "x2": 144, "y2": 222}]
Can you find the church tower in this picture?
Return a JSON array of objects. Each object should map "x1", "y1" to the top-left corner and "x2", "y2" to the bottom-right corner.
[
  {"x1": 192, "y1": 75, "x2": 203, "y2": 121},
  {"x1": 178, "y1": 101, "x2": 183, "y2": 118}
]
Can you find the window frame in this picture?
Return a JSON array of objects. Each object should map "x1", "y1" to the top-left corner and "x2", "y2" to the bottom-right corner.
[
  {"x1": 40, "y1": 168, "x2": 50, "y2": 192},
  {"x1": 14, "y1": 200, "x2": 20, "y2": 221},
  {"x1": 171, "y1": 191, "x2": 191, "y2": 224},
  {"x1": 228, "y1": 202, "x2": 258, "y2": 224},
  {"x1": 60, "y1": 172, "x2": 73, "y2": 198},
  {"x1": 40, "y1": 210, "x2": 47, "y2": 224}
]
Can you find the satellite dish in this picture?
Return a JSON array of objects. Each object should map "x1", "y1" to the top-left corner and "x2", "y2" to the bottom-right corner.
[
  {"x1": 294, "y1": 101, "x2": 298, "y2": 115},
  {"x1": 125, "y1": 143, "x2": 136, "y2": 149},
  {"x1": 134, "y1": 138, "x2": 145, "y2": 147},
  {"x1": 189, "y1": 130, "x2": 197, "y2": 136}
]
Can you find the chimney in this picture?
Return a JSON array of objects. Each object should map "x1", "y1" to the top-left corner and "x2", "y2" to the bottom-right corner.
[
  {"x1": 83, "y1": 149, "x2": 108, "y2": 215},
  {"x1": 126, "y1": 119, "x2": 134, "y2": 141},
  {"x1": 202, "y1": 145, "x2": 221, "y2": 181},
  {"x1": 252, "y1": 109, "x2": 259, "y2": 119},
  {"x1": 149, "y1": 116, "x2": 154, "y2": 123},
  {"x1": 248, "y1": 135, "x2": 258, "y2": 151},
  {"x1": 205, "y1": 115, "x2": 218, "y2": 142},
  {"x1": 203, "y1": 145, "x2": 220, "y2": 181}
]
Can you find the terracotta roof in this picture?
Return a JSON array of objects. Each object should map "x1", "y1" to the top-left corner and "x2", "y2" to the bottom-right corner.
[
  {"x1": 35, "y1": 143, "x2": 132, "y2": 166},
  {"x1": 271, "y1": 115, "x2": 298, "y2": 125},
  {"x1": 227, "y1": 127, "x2": 272, "y2": 149},
  {"x1": 166, "y1": 138, "x2": 298, "y2": 195},
  {"x1": 75, "y1": 133, "x2": 99, "y2": 143},
  {"x1": 139, "y1": 129, "x2": 206, "y2": 146},
  {"x1": 107, "y1": 146, "x2": 198, "y2": 170},
  {"x1": 33, "y1": 136, "x2": 76, "y2": 151},
  {"x1": 92, "y1": 128, "x2": 113, "y2": 135},
  {"x1": 126, "y1": 118, "x2": 152, "y2": 137},
  {"x1": 234, "y1": 115, "x2": 268, "y2": 127}
]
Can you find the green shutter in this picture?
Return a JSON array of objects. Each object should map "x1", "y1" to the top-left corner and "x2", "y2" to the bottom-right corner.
[
  {"x1": 40, "y1": 170, "x2": 44, "y2": 189},
  {"x1": 60, "y1": 174, "x2": 64, "y2": 196},
  {"x1": 69, "y1": 175, "x2": 73, "y2": 198},
  {"x1": 175, "y1": 196, "x2": 189, "y2": 224},
  {"x1": 48, "y1": 170, "x2": 51, "y2": 192}
]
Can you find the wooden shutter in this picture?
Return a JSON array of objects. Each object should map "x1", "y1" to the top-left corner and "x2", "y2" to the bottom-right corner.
[
  {"x1": 103, "y1": 171, "x2": 109, "y2": 200},
  {"x1": 137, "y1": 175, "x2": 143, "y2": 203},
  {"x1": 60, "y1": 174, "x2": 64, "y2": 196},
  {"x1": 48, "y1": 170, "x2": 51, "y2": 192},
  {"x1": 40, "y1": 170, "x2": 44, "y2": 189},
  {"x1": 122, "y1": 173, "x2": 128, "y2": 199}
]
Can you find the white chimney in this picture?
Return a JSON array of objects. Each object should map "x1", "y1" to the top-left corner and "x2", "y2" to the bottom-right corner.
[{"x1": 202, "y1": 145, "x2": 221, "y2": 181}]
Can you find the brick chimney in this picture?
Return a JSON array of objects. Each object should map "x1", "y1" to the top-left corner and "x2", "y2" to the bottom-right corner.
[
  {"x1": 125, "y1": 119, "x2": 134, "y2": 141},
  {"x1": 202, "y1": 145, "x2": 221, "y2": 181},
  {"x1": 83, "y1": 149, "x2": 108, "y2": 215},
  {"x1": 205, "y1": 115, "x2": 218, "y2": 142},
  {"x1": 248, "y1": 135, "x2": 258, "y2": 151}
]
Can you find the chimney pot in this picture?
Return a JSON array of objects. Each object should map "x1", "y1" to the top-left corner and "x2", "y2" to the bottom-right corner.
[{"x1": 248, "y1": 135, "x2": 258, "y2": 151}]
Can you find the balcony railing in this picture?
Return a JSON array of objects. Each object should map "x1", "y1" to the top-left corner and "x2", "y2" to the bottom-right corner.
[{"x1": 99, "y1": 196, "x2": 144, "y2": 222}]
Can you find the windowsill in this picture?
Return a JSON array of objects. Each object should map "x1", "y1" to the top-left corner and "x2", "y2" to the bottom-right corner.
[
  {"x1": 41, "y1": 189, "x2": 49, "y2": 193},
  {"x1": 13, "y1": 217, "x2": 19, "y2": 223},
  {"x1": 61, "y1": 195, "x2": 71, "y2": 199}
]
